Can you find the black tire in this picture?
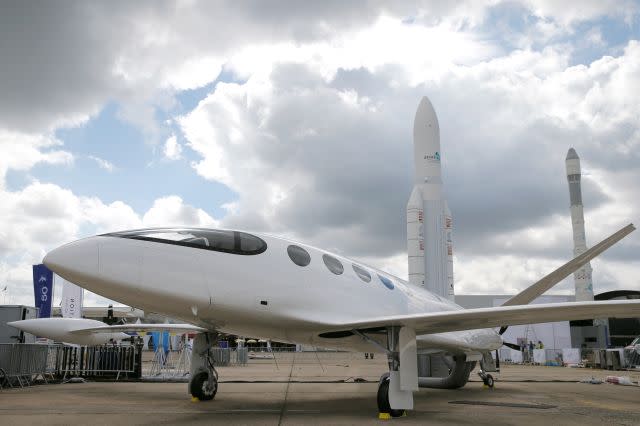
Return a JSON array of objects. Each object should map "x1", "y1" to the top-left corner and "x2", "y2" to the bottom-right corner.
[
  {"x1": 484, "y1": 374, "x2": 494, "y2": 388},
  {"x1": 190, "y1": 371, "x2": 217, "y2": 401},
  {"x1": 376, "y1": 377, "x2": 405, "y2": 418}
]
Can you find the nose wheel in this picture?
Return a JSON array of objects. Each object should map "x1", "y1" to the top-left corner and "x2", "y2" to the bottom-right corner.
[
  {"x1": 478, "y1": 371, "x2": 494, "y2": 388},
  {"x1": 189, "y1": 332, "x2": 219, "y2": 401},
  {"x1": 190, "y1": 369, "x2": 218, "y2": 400}
]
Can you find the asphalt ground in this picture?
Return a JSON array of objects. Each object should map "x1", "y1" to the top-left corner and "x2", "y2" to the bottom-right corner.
[{"x1": 2, "y1": 353, "x2": 639, "y2": 425}]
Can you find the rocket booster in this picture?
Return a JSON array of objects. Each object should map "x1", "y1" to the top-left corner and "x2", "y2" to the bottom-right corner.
[
  {"x1": 407, "y1": 97, "x2": 454, "y2": 300},
  {"x1": 566, "y1": 148, "x2": 594, "y2": 302}
]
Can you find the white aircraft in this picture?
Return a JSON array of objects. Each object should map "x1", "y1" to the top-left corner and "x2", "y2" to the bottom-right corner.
[{"x1": 27, "y1": 224, "x2": 640, "y2": 416}]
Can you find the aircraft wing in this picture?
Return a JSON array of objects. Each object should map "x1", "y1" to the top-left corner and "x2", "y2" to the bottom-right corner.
[
  {"x1": 69, "y1": 323, "x2": 207, "y2": 335},
  {"x1": 321, "y1": 300, "x2": 640, "y2": 336},
  {"x1": 502, "y1": 224, "x2": 635, "y2": 307}
]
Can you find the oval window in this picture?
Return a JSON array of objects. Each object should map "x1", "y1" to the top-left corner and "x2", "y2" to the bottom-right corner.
[
  {"x1": 322, "y1": 254, "x2": 344, "y2": 275},
  {"x1": 287, "y1": 245, "x2": 311, "y2": 267},
  {"x1": 352, "y1": 264, "x2": 371, "y2": 282},
  {"x1": 378, "y1": 274, "x2": 394, "y2": 290}
]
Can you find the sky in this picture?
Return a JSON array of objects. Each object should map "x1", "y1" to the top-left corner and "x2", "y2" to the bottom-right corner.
[{"x1": 1, "y1": 0, "x2": 639, "y2": 307}]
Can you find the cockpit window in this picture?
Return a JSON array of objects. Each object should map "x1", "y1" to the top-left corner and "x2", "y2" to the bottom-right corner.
[{"x1": 104, "y1": 228, "x2": 267, "y2": 255}]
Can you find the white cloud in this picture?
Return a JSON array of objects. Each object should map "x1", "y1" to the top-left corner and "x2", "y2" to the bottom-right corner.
[
  {"x1": 88, "y1": 155, "x2": 115, "y2": 172},
  {"x1": 142, "y1": 195, "x2": 218, "y2": 228},
  {"x1": 0, "y1": 130, "x2": 73, "y2": 188},
  {"x1": 523, "y1": 0, "x2": 640, "y2": 26},
  {"x1": 163, "y1": 135, "x2": 183, "y2": 160}
]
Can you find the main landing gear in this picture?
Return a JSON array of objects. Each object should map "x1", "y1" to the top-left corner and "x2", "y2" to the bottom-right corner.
[
  {"x1": 377, "y1": 373, "x2": 405, "y2": 418},
  {"x1": 189, "y1": 333, "x2": 219, "y2": 401},
  {"x1": 354, "y1": 327, "x2": 417, "y2": 418}
]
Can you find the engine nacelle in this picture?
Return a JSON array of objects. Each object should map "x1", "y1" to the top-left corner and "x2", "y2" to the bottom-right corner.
[{"x1": 417, "y1": 353, "x2": 476, "y2": 389}]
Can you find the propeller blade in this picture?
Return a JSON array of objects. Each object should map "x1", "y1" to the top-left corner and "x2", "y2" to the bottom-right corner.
[{"x1": 502, "y1": 341, "x2": 520, "y2": 351}]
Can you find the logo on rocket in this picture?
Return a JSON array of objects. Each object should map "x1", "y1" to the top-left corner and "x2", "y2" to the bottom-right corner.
[{"x1": 424, "y1": 151, "x2": 440, "y2": 162}]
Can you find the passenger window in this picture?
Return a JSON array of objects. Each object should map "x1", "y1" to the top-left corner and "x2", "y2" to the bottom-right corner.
[
  {"x1": 323, "y1": 254, "x2": 344, "y2": 275},
  {"x1": 352, "y1": 264, "x2": 371, "y2": 282},
  {"x1": 287, "y1": 245, "x2": 311, "y2": 267},
  {"x1": 377, "y1": 274, "x2": 394, "y2": 290}
]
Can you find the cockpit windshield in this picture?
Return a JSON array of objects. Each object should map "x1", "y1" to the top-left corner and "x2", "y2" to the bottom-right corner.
[{"x1": 103, "y1": 228, "x2": 267, "y2": 255}]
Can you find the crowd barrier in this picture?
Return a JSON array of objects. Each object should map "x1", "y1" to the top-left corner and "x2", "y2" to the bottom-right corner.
[
  {"x1": 0, "y1": 344, "x2": 55, "y2": 387},
  {"x1": 0, "y1": 343, "x2": 143, "y2": 387},
  {"x1": 1, "y1": 344, "x2": 251, "y2": 388},
  {"x1": 53, "y1": 344, "x2": 141, "y2": 380},
  {"x1": 211, "y1": 347, "x2": 248, "y2": 366}
]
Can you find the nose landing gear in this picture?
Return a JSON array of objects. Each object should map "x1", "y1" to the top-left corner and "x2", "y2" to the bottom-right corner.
[
  {"x1": 478, "y1": 371, "x2": 495, "y2": 388},
  {"x1": 478, "y1": 351, "x2": 498, "y2": 389},
  {"x1": 190, "y1": 368, "x2": 218, "y2": 400},
  {"x1": 189, "y1": 332, "x2": 219, "y2": 401}
]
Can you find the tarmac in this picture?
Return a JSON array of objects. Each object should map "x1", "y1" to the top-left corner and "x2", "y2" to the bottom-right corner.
[{"x1": 1, "y1": 352, "x2": 639, "y2": 425}]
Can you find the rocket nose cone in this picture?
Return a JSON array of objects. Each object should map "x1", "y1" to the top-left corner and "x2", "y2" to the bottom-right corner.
[
  {"x1": 413, "y1": 96, "x2": 441, "y2": 181},
  {"x1": 413, "y1": 96, "x2": 440, "y2": 144},
  {"x1": 414, "y1": 96, "x2": 438, "y2": 125},
  {"x1": 566, "y1": 147, "x2": 579, "y2": 160}
]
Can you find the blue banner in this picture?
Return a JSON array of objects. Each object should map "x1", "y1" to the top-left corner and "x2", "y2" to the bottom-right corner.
[
  {"x1": 32, "y1": 264, "x2": 53, "y2": 318},
  {"x1": 150, "y1": 331, "x2": 170, "y2": 354}
]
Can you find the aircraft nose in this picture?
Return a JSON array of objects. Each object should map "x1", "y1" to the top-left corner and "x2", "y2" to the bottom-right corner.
[{"x1": 43, "y1": 237, "x2": 99, "y2": 284}]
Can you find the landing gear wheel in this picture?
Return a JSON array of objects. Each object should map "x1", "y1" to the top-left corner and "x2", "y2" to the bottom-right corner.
[
  {"x1": 483, "y1": 374, "x2": 494, "y2": 388},
  {"x1": 190, "y1": 371, "x2": 217, "y2": 401},
  {"x1": 377, "y1": 376, "x2": 405, "y2": 418}
]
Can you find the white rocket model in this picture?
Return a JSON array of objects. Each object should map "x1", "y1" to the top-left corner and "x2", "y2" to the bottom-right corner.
[
  {"x1": 566, "y1": 148, "x2": 594, "y2": 301},
  {"x1": 407, "y1": 97, "x2": 454, "y2": 300}
]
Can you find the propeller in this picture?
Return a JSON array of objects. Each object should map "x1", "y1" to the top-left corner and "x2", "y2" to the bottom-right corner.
[{"x1": 502, "y1": 341, "x2": 520, "y2": 351}]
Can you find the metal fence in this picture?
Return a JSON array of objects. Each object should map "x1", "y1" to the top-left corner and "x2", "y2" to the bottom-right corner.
[
  {"x1": 52, "y1": 344, "x2": 140, "y2": 380},
  {"x1": 0, "y1": 343, "x2": 142, "y2": 388},
  {"x1": 0, "y1": 344, "x2": 54, "y2": 387},
  {"x1": 498, "y1": 347, "x2": 564, "y2": 366},
  {"x1": 211, "y1": 347, "x2": 248, "y2": 366}
]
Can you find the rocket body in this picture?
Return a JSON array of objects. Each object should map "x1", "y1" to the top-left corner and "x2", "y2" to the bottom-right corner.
[
  {"x1": 566, "y1": 148, "x2": 594, "y2": 302},
  {"x1": 407, "y1": 97, "x2": 454, "y2": 300}
]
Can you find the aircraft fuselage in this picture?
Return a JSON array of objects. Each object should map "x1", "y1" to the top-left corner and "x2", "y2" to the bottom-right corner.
[{"x1": 43, "y1": 228, "x2": 502, "y2": 354}]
